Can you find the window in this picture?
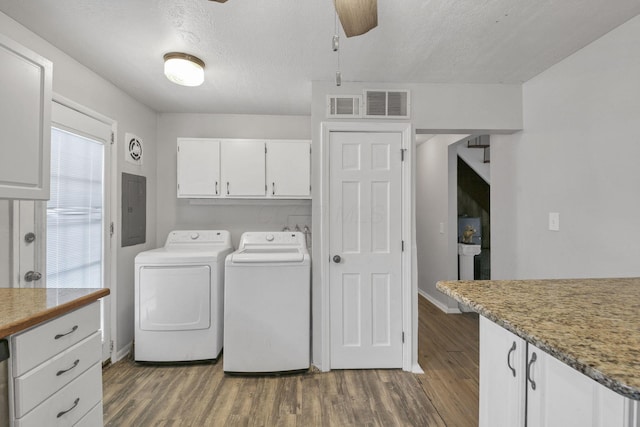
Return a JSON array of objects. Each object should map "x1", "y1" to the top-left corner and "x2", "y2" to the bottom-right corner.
[{"x1": 46, "y1": 127, "x2": 104, "y2": 288}]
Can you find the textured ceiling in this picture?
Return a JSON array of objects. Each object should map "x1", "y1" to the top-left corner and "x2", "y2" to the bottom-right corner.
[{"x1": 0, "y1": 0, "x2": 639, "y2": 115}]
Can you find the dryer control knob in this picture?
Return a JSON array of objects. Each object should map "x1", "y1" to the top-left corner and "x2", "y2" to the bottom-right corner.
[
  {"x1": 190, "y1": 233, "x2": 200, "y2": 240},
  {"x1": 266, "y1": 234, "x2": 275, "y2": 241}
]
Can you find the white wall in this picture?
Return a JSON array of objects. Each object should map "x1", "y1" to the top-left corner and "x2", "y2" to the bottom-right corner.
[
  {"x1": 416, "y1": 135, "x2": 469, "y2": 311},
  {"x1": 0, "y1": 12, "x2": 158, "y2": 356},
  {"x1": 492, "y1": 14, "x2": 640, "y2": 280},
  {"x1": 156, "y1": 113, "x2": 311, "y2": 248}
]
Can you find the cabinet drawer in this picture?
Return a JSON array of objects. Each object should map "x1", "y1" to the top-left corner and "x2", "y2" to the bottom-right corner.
[
  {"x1": 73, "y1": 401, "x2": 103, "y2": 427},
  {"x1": 15, "y1": 362, "x2": 102, "y2": 427},
  {"x1": 12, "y1": 302, "x2": 100, "y2": 376},
  {"x1": 14, "y1": 332, "x2": 101, "y2": 418}
]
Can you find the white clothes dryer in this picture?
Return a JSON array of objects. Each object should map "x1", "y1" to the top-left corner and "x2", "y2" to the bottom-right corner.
[
  {"x1": 134, "y1": 230, "x2": 233, "y2": 362},
  {"x1": 224, "y1": 231, "x2": 310, "y2": 373}
]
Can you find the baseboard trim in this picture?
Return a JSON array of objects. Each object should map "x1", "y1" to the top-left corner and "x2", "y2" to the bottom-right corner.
[
  {"x1": 418, "y1": 289, "x2": 462, "y2": 314},
  {"x1": 114, "y1": 342, "x2": 132, "y2": 363}
]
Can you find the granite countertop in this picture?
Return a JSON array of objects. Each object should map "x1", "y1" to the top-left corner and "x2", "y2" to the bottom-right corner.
[
  {"x1": 0, "y1": 288, "x2": 110, "y2": 339},
  {"x1": 436, "y1": 278, "x2": 640, "y2": 400}
]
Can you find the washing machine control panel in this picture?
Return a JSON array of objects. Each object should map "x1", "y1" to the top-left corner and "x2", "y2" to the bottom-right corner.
[
  {"x1": 239, "y1": 232, "x2": 305, "y2": 247},
  {"x1": 165, "y1": 230, "x2": 231, "y2": 245}
]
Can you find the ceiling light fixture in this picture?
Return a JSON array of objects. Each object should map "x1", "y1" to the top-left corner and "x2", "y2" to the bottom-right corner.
[{"x1": 163, "y1": 52, "x2": 205, "y2": 87}]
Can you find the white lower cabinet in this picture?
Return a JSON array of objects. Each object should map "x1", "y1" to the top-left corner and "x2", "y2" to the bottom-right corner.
[
  {"x1": 9, "y1": 302, "x2": 103, "y2": 426},
  {"x1": 480, "y1": 316, "x2": 638, "y2": 427},
  {"x1": 479, "y1": 316, "x2": 526, "y2": 426}
]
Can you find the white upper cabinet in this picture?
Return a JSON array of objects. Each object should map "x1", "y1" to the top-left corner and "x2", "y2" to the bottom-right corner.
[
  {"x1": 266, "y1": 140, "x2": 310, "y2": 198},
  {"x1": 0, "y1": 34, "x2": 52, "y2": 200},
  {"x1": 221, "y1": 139, "x2": 266, "y2": 197},
  {"x1": 177, "y1": 138, "x2": 221, "y2": 198},
  {"x1": 176, "y1": 138, "x2": 311, "y2": 199}
]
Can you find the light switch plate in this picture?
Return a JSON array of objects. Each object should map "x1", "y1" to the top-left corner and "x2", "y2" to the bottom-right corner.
[{"x1": 549, "y1": 212, "x2": 560, "y2": 231}]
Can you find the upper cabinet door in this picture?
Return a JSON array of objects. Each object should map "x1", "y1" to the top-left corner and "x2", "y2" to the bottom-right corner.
[
  {"x1": 177, "y1": 138, "x2": 221, "y2": 198},
  {"x1": 221, "y1": 140, "x2": 266, "y2": 197},
  {"x1": 0, "y1": 34, "x2": 52, "y2": 200},
  {"x1": 266, "y1": 140, "x2": 311, "y2": 198}
]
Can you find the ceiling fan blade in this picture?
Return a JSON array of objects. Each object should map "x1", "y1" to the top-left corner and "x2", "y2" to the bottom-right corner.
[
  {"x1": 334, "y1": 0, "x2": 377, "y2": 38},
  {"x1": 208, "y1": 0, "x2": 228, "y2": 2}
]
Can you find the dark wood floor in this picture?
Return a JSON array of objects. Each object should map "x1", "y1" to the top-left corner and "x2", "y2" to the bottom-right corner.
[{"x1": 102, "y1": 296, "x2": 479, "y2": 426}]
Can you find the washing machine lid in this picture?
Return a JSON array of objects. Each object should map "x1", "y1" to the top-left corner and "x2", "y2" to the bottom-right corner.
[{"x1": 228, "y1": 247, "x2": 305, "y2": 263}]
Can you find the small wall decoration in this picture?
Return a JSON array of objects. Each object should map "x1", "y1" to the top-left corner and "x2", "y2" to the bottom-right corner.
[{"x1": 125, "y1": 132, "x2": 143, "y2": 166}]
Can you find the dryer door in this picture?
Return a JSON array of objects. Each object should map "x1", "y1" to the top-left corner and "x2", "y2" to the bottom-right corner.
[{"x1": 139, "y1": 265, "x2": 211, "y2": 331}]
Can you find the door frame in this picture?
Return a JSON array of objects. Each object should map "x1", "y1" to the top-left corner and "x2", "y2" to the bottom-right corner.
[
  {"x1": 51, "y1": 93, "x2": 118, "y2": 363},
  {"x1": 318, "y1": 121, "x2": 417, "y2": 372}
]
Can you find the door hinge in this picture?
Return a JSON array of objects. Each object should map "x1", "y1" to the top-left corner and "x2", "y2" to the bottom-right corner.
[
  {"x1": 111, "y1": 132, "x2": 115, "y2": 145},
  {"x1": 110, "y1": 340, "x2": 114, "y2": 353},
  {"x1": 402, "y1": 332, "x2": 405, "y2": 343},
  {"x1": 401, "y1": 240, "x2": 405, "y2": 251},
  {"x1": 110, "y1": 222, "x2": 114, "y2": 237},
  {"x1": 265, "y1": 146, "x2": 267, "y2": 154},
  {"x1": 401, "y1": 148, "x2": 406, "y2": 161}
]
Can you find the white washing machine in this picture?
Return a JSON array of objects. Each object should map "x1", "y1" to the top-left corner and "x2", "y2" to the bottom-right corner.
[
  {"x1": 134, "y1": 230, "x2": 233, "y2": 362},
  {"x1": 224, "y1": 231, "x2": 311, "y2": 373}
]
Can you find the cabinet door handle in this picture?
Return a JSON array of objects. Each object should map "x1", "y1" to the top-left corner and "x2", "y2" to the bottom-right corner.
[
  {"x1": 215, "y1": 181, "x2": 218, "y2": 195},
  {"x1": 56, "y1": 359, "x2": 80, "y2": 376},
  {"x1": 54, "y1": 325, "x2": 78, "y2": 340},
  {"x1": 272, "y1": 182, "x2": 275, "y2": 195},
  {"x1": 527, "y1": 351, "x2": 538, "y2": 390},
  {"x1": 56, "y1": 397, "x2": 80, "y2": 418},
  {"x1": 507, "y1": 341, "x2": 517, "y2": 377},
  {"x1": 227, "y1": 182, "x2": 230, "y2": 195}
]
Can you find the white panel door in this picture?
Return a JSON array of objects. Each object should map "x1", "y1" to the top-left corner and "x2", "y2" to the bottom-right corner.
[
  {"x1": 479, "y1": 316, "x2": 526, "y2": 427},
  {"x1": 221, "y1": 139, "x2": 266, "y2": 197},
  {"x1": 48, "y1": 101, "x2": 113, "y2": 362},
  {"x1": 266, "y1": 140, "x2": 311, "y2": 197},
  {"x1": 329, "y1": 131, "x2": 403, "y2": 369},
  {"x1": 177, "y1": 138, "x2": 221, "y2": 197}
]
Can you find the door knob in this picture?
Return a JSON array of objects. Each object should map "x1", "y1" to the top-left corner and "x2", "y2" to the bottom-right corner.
[
  {"x1": 333, "y1": 255, "x2": 341, "y2": 263},
  {"x1": 24, "y1": 232, "x2": 36, "y2": 243},
  {"x1": 24, "y1": 271, "x2": 42, "y2": 282}
]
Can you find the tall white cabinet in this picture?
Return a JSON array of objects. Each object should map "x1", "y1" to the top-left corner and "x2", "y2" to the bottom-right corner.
[
  {"x1": 0, "y1": 34, "x2": 52, "y2": 200},
  {"x1": 480, "y1": 316, "x2": 637, "y2": 427},
  {"x1": 177, "y1": 138, "x2": 311, "y2": 199}
]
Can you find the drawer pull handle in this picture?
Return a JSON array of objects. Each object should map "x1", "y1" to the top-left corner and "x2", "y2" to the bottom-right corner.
[
  {"x1": 56, "y1": 359, "x2": 80, "y2": 376},
  {"x1": 56, "y1": 397, "x2": 80, "y2": 418},
  {"x1": 54, "y1": 325, "x2": 78, "y2": 340}
]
